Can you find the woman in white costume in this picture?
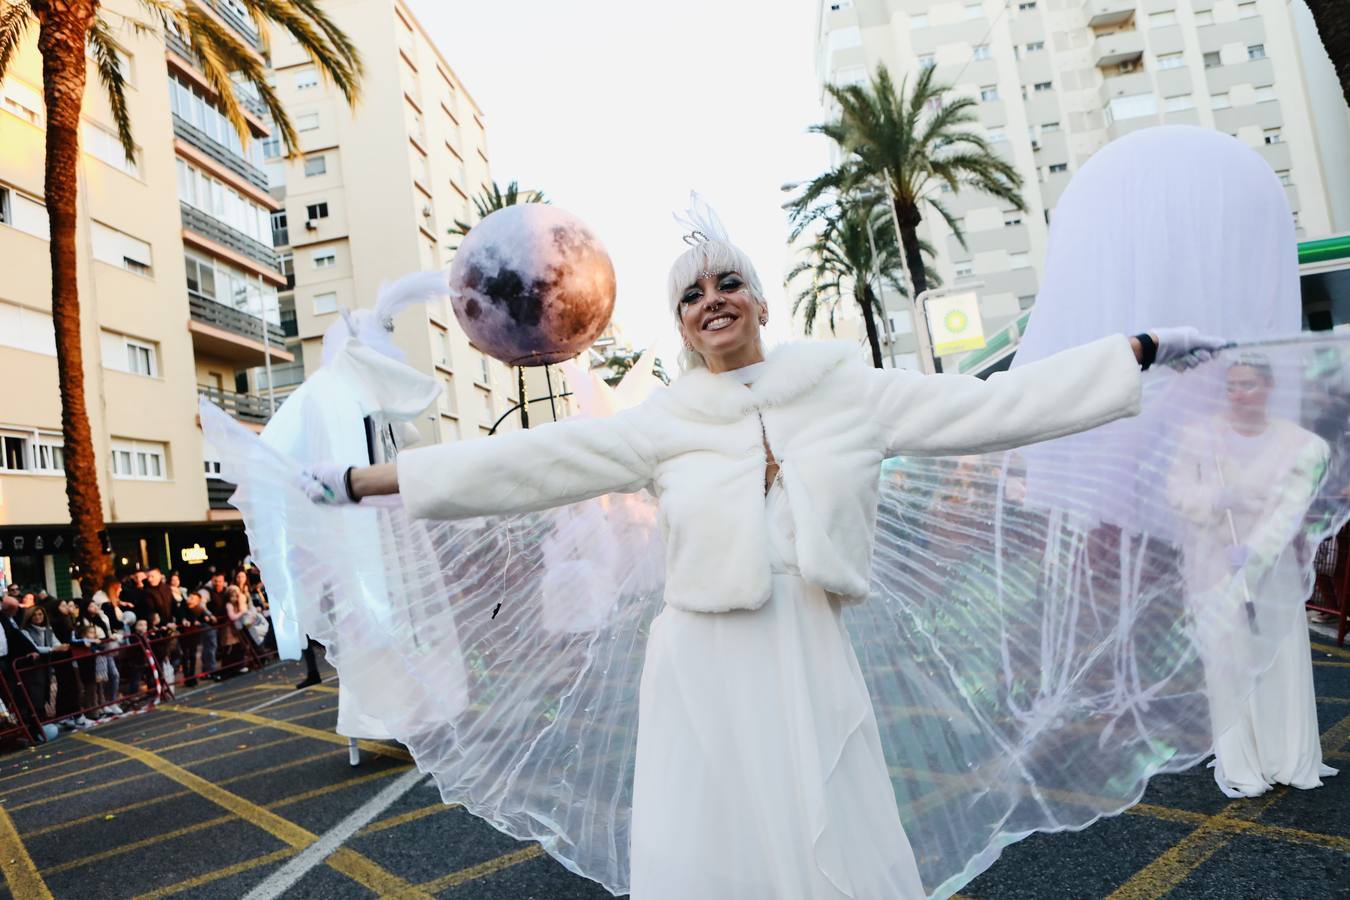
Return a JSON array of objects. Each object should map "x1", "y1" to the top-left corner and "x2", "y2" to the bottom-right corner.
[
  {"x1": 1168, "y1": 355, "x2": 1336, "y2": 797},
  {"x1": 296, "y1": 216, "x2": 1216, "y2": 896},
  {"x1": 1012, "y1": 125, "x2": 1335, "y2": 799}
]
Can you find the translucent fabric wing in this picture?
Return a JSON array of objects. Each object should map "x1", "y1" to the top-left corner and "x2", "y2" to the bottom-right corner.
[{"x1": 202, "y1": 334, "x2": 1350, "y2": 898}]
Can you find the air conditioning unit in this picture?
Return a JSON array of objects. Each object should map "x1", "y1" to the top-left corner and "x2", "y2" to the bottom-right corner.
[
  {"x1": 1031, "y1": 139, "x2": 1041, "y2": 150},
  {"x1": 305, "y1": 220, "x2": 318, "y2": 231},
  {"x1": 422, "y1": 205, "x2": 433, "y2": 218}
]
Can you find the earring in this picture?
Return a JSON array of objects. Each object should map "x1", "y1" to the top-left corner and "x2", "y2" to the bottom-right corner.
[
  {"x1": 684, "y1": 339, "x2": 693, "y2": 351},
  {"x1": 759, "y1": 316, "x2": 767, "y2": 325}
]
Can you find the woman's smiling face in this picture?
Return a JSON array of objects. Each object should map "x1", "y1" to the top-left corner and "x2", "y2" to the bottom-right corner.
[{"x1": 676, "y1": 270, "x2": 765, "y2": 367}]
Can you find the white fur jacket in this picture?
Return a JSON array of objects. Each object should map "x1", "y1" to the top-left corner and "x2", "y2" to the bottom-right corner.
[{"x1": 397, "y1": 335, "x2": 1142, "y2": 613}]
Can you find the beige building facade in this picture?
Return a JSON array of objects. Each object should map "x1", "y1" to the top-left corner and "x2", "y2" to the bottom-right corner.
[
  {"x1": 815, "y1": 0, "x2": 1350, "y2": 372},
  {"x1": 0, "y1": 0, "x2": 288, "y2": 594}
]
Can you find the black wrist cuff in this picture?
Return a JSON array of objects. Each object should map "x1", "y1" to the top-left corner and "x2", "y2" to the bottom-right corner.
[
  {"x1": 1135, "y1": 333, "x2": 1158, "y2": 371},
  {"x1": 342, "y1": 466, "x2": 358, "y2": 503}
]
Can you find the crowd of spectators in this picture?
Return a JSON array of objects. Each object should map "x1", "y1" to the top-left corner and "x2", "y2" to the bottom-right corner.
[{"x1": 0, "y1": 563, "x2": 275, "y2": 746}]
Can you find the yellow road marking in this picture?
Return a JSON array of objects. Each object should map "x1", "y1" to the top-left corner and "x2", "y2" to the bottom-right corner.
[
  {"x1": 1107, "y1": 711, "x2": 1350, "y2": 900},
  {"x1": 132, "y1": 848, "x2": 296, "y2": 900},
  {"x1": 0, "y1": 804, "x2": 52, "y2": 899},
  {"x1": 414, "y1": 845, "x2": 545, "y2": 892},
  {"x1": 8, "y1": 708, "x2": 336, "y2": 813},
  {"x1": 173, "y1": 705, "x2": 412, "y2": 762},
  {"x1": 1313, "y1": 660, "x2": 1350, "y2": 668},
  {"x1": 1311, "y1": 641, "x2": 1350, "y2": 659},
  {"x1": 0, "y1": 748, "x2": 114, "y2": 790},
  {"x1": 359, "y1": 802, "x2": 454, "y2": 836},
  {"x1": 73, "y1": 734, "x2": 430, "y2": 898},
  {"x1": 250, "y1": 683, "x2": 340, "y2": 695}
]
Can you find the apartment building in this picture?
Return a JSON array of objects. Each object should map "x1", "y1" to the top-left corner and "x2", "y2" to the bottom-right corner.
[
  {"x1": 0, "y1": 0, "x2": 288, "y2": 594},
  {"x1": 261, "y1": 0, "x2": 518, "y2": 444},
  {"x1": 815, "y1": 0, "x2": 1350, "y2": 373}
]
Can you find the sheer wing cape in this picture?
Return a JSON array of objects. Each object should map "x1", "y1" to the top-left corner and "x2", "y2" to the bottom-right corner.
[{"x1": 201, "y1": 331, "x2": 1350, "y2": 898}]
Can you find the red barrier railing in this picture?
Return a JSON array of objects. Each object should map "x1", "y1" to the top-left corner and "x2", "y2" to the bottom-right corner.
[{"x1": 6, "y1": 615, "x2": 277, "y2": 742}]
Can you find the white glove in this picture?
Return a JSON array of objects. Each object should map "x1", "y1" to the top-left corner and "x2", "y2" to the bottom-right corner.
[
  {"x1": 296, "y1": 462, "x2": 355, "y2": 506},
  {"x1": 1150, "y1": 326, "x2": 1232, "y2": 370}
]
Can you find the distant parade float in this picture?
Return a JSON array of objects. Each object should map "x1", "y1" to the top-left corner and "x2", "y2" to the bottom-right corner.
[{"x1": 448, "y1": 204, "x2": 617, "y2": 366}]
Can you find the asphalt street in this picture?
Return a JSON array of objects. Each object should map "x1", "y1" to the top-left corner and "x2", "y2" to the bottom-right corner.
[{"x1": 0, "y1": 635, "x2": 1344, "y2": 899}]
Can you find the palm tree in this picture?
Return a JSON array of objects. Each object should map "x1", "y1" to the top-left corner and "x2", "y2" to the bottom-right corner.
[
  {"x1": 1304, "y1": 1, "x2": 1349, "y2": 108},
  {"x1": 448, "y1": 179, "x2": 549, "y2": 242},
  {"x1": 788, "y1": 65, "x2": 1023, "y2": 369},
  {"x1": 0, "y1": 1, "x2": 361, "y2": 596},
  {"x1": 786, "y1": 195, "x2": 932, "y2": 368},
  {"x1": 600, "y1": 349, "x2": 670, "y2": 387}
]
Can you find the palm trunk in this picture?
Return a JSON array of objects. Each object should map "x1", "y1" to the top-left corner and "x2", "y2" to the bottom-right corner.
[
  {"x1": 893, "y1": 200, "x2": 942, "y2": 373},
  {"x1": 857, "y1": 286, "x2": 884, "y2": 369},
  {"x1": 36, "y1": 1, "x2": 109, "y2": 597},
  {"x1": 1305, "y1": 0, "x2": 1350, "y2": 109}
]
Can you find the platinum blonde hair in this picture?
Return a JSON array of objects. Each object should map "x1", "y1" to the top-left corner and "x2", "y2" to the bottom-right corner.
[{"x1": 666, "y1": 240, "x2": 768, "y2": 371}]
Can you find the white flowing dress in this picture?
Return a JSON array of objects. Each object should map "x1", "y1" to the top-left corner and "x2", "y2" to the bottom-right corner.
[{"x1": 628, "y1": 475, "x2": 927, "y2": 899}]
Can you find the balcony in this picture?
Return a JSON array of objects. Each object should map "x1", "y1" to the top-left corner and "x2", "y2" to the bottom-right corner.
[
  {"x1": 172, "y1": 115, "x2": 268, "y2": 192},
  {"x1": 198, "y1": 383, "x2": 277, "y2": 424},
  {"x1": 188, "y1": 290, "x2": 292, "y2": 367},
  {"x1": 1092, "y1": 30, "x2": 1144, "y2": 68},
  {"x1": 180, "y1": 202, "x2": 279, "y2": 271},
  {"x1": 165, "y1": 30, "x2": 267, "y2": 122},
  {"x1": 206, "y1": 0, "x2": 262, "y2": 52},
  {"x1": 206, "y1": 477, "x2": 237, "y2": 512},
  {"x1": 1083, "y1": 0, "x2": 1135, "y2": 28}
]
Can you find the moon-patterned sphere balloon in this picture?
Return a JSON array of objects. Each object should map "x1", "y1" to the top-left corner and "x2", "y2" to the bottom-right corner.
[{"x1": 448, "y1": 204, "x2": 617, "y2": 366}]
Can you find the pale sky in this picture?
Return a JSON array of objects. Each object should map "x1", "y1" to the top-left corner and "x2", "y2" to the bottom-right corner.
[{"x1": 408, "y1": 0, "x2": 830, "y2": 366}]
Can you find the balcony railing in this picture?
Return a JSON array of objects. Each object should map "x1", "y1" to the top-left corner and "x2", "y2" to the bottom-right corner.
[
  {"x1": 165, "y1": 30, "x2": 267, "y2": 120},
  {"x1": 172, "y1": 114, "x2": 268, "y2": 192},
  {"x1": 189, "y1": 290, "x2": 287, "y2": 346},
  {"x1": 198, "y1": 384, "x2": 277, "y2": 424},
  {"x1": 207, "y1": 0, "x2": 262, "y2": 51},
  {"x1": 180, "y1": 202, "x2": 280, "y2": 271},
  {"x1": 1092, "y1": 30, "x2": 1145, "y2": 68},
  {"x1": 1083, "y1": 0, "x2": 1135, "y2": 28}
]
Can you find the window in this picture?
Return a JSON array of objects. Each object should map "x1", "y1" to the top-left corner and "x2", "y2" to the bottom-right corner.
[
  {"x1": 306, "y1": 202, "x2": 329, "y2": 221},
  {"x1": 1247, "y1": 43, "x2": 1265, "y2": 61},
  {"x1": 90, "y1": 221, "x2": 152, "y2": 275},
  {"x1": 1018, "y1": 295, "x2": 1036, "y2": 311},
  {"x1": 0, "y1": 187, "x2": 48, "y2": 240},
  {"x1": 1107, "y1": 93, "x2": 1157, "y2": 121},
  {"x1": 271, "y1": 210, "x2": 288, "y2": 246},
  {"x1": 909, "y1": 13, "x2": 928, "y2": 29},
  {"x1": 1003, "y1": 212, "x2": 1023, "y2": 226},
  {"x1": 986, "y1": 127, "x2": 1006, "y2": 142},
  {"x1": 1210, "y1": 92, "x2": 1231, "y2": 109},
  {"x1": 1203, "y1": 51, "x2": 1221, "y2": 69},
  {"x1": 313, "y1": 291, "x2": 337, "y2": 314},
  {"x1": 1275, "y1": 169, "x2": 1291, "y2": 186},
  {"x1": 1017, "y1": 1, "x2": 1036, "y2": 9},
  {"x1": 81, "y1": 123, "x2": 137, "y2": 177},
  {"x1": 1033, "y1": 81, "x2": 1052, "y2": 93},
  {"x1": 294, "y1": 67, "x2": 318, "y2": 90},
  {"x1": 1, "y1": 78, "x2": 42, "y2": 126},
  {"x1": 1238, "y1": 1, "x2": 1257, "y2": 19},
  {"x1": 1025, "y1": 41, "x2": 1044, "y2": 53},
  {"x1": 313, "y1": 248, "x2": 336, "y2": 268},
  {"x1": 973, "y1": 45, "x2": 990, "y2": 61},
  {"x1": 955, "y1": 262, "x2": 974, "y2": 279},
  {"x1": 1164, "y1": 94, "x2": 1195, "y2": 111},
  {"x1": 1041, "y1": 121, "x2": 1060, "y2": 132},
  {"x1": 110, "y1": 439, "x2": 166, "y2": 480},
  {"x1": 176, "y1": 159, "x2": 272, "y2": 245},
  {"x1": 182, "y1": 252, "x2": 279, "y2": 322},
  {"x1": 439, "y1": 373, "x2": 456, "y2": 413},
  {"x1": 1157, "y1": 52, "x2": 1184, "y2": 70},
  {"x1": 1048, "y1": 163, "x2": 1068, "y2": 174},
  {"x1": 980, "y1": 85, "x2": 999, "y2": 102},
  {"x1": 1009, "y1": 252, "x2": 1031, "y2": 269},
  {"x1": 1253, "y1": 85, "x2": 1276, "y2": 103},
  {"x1": 0, "y1": 431, "x2": 63, "y2": 474},
  {"x1": 101, "y1": 331, "x2": 158, "y2": 376},
  {"x1": 0, "y1": 300, "x2": 55, "y2": 356},
  {"x1": 1263, "y1": 128, "x2": 1281, "y2": 144},
  {"x1": 262, "y1": 134, "x2": 282, "y2": 159},
  {"x1": 1194, "y1": 10, "x2": 1214, "y2": 24},
  {"x1": 296, "y1": 112, "x2": 319, "y2": 131},
  {"x1": 918, "y1": 54, "x2": 936, "y2": 70},
  {"x1": 303, "y1": 155, "x2": 326, "y2": 177},
  {"x1": 479, "y1": 353, "x2": 492, "y2": 385},
  {"x1": 1148, "y1": 11, "x2": 1177, "y2": 27}
]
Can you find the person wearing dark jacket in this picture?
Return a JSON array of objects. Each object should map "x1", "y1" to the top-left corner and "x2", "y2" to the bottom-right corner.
[
  {"x1": 0, "y1": 597, "x2": 44, "y2": 742},
  {"x1": 142, "y1": 568, "x2": 174, "y2": 627}
]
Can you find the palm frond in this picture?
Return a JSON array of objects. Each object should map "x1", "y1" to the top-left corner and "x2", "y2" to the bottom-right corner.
[
  {"x1": 0, "y1": 1, "x2": 33, "y2": 81},
  {"x1": 87, "y1": 19, "x2": 136, "y2": 161},
  {"x1": 246, "y1": 0, "x2": 362, "y2": 105}
]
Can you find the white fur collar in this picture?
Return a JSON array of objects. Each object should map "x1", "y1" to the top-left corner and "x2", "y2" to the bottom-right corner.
[{"x1": 653, "y1": 340, "x2": 858, "y2": 421}]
